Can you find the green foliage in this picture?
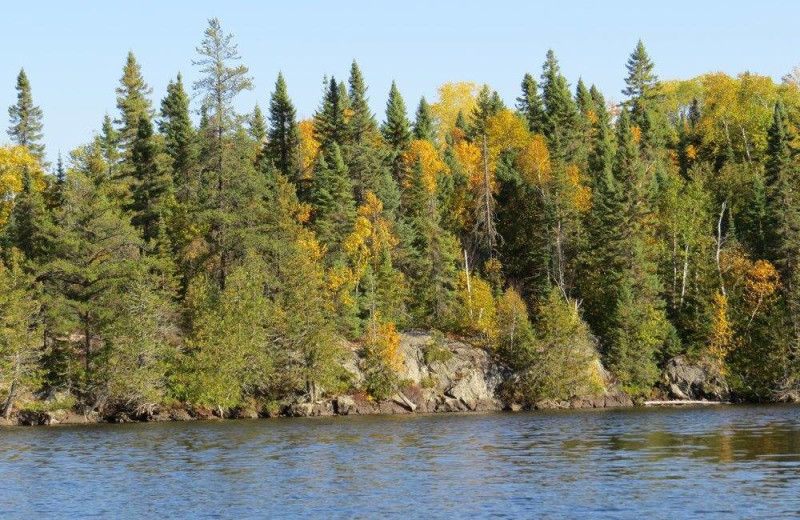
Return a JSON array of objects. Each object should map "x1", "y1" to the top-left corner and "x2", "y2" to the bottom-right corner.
[{"x1": 7, "y1": 69, "x2": 46, "y2": 162}]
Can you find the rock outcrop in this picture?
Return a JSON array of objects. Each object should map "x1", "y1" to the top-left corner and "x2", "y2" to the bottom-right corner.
[{"x1": 664, "y1": 356, "x2": 730, "y2": 402}]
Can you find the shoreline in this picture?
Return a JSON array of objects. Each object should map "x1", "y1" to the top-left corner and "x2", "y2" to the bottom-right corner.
[{"x1": 0, "y1": 394, "x2": 742, "y2": 428}]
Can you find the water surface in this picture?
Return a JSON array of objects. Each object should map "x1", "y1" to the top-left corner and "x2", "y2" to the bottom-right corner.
[{"x1": 2, "y1": 405, "x2": 800, "y2": 518}]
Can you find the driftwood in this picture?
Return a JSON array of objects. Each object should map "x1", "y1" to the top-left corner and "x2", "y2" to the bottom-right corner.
[{"x1": 644, "y1": 400, "x2": 727, "y2": 406}]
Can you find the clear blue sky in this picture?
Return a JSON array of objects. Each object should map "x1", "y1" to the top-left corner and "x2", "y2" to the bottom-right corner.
[{"x1": 2, "y1": 1, "x2": 799, "y2": 164}]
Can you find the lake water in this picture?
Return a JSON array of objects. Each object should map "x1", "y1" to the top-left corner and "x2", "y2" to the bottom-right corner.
[{"x1": 2, "y1": 405, "x2": 800, "y2": 519}]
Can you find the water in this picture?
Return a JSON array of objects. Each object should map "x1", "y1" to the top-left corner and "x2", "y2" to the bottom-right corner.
[{"x1": 2, "y1": 405, "x2": 800, "y2": 519}]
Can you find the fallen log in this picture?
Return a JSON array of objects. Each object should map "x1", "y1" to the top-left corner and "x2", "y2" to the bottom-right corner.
[{"x1": 644, "y1": 400, "x2": 727, "y2": 406}]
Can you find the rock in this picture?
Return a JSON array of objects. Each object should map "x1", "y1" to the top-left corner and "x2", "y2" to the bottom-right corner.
[
  {"x1": 665, "y1": 356, "x2": 730, "y2": 401},
  {"x1": 288, "y1": 400, "x2": 336, "y2": 417}
]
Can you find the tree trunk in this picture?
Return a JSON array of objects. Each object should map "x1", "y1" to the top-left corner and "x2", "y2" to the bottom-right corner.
[{"x1": 2, "y1": 380, "x2": 18, "y2": 419}]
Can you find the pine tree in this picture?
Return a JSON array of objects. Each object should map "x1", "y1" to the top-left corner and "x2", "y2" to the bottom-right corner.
[
  {"x1": 381, "y1": 81, "x2": 412, "y2": 183},
  {"x1": 516, "y1": 73, "x2": 545, "y2": 134},
  {"x1": 115, "y1": 52, "x2": 153, "y2": 157},
  {"x1": 266, "y1": 72, "x2": 300, "y2": 179},
  {"x1": 412, "y1": 97, "x2": 435, "y2": 143},
  {"x1": 7, "y1": 69, "x2": 46, "y2": 163},
  {"x1": 193, "y1": 17, "x2": 253, "y2": 175},
  {"x1": 159, "y1": 73, "x2": 196, "y2": 191}
]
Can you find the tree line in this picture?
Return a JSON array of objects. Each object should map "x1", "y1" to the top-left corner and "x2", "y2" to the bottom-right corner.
[{"x1": 2, "y1": 20, "x2": 800, "y2": 418}]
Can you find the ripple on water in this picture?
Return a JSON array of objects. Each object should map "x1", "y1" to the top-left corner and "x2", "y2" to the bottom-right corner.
[{"x1": 2, "y1": 405, "x2": 800, "y2": 518}]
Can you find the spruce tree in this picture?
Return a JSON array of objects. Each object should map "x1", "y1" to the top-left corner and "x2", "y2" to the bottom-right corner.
[
  {"x1": 130, "y1": 114, "x2": 174, "y2": 243},
  {"x1": 7, "y1": 69, "x2": 46, "y2": 163},
  {"x1": 516, "y1": 73, "x2": 545, "y2": 134},
  {"x1": 159, "y1": 73, "x2": 196, "y2": 191},
  {"x1": 314, "y1": 77, "x2": 349, "y2": 148},
  {"x1": 249, "y1": 104, "x2": 267, "y2": 143},
  {"x1": 412, "y1": 96, "x2": 435, "y2": 143},
  {"x1": 622, "y1": 40, "x2": 666, "y2": 150},
  {"x1": 5, "y1": 168, "x2": 49, "y2": 263},
  {"x1": 266, "y1": 72, "x2": 300, "y2": 180},
  {"x1": 381, "y1": 81, "x2": 412, "y2": 183},
  {"x1": 540, "y1": 50, "x2": 579, "y2": 162},
  {"x1": 115, "y1": 52, "x2": 153, "y2": 157},
  {"x1": 309, "y1": 143, "x2": 356, "y2": 260},
  {"x1": 470, "y1": 84, "x2": 505, "y2": 139}
]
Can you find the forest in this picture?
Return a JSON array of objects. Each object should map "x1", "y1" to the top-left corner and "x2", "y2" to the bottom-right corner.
[{"x1": 2, "y1": 18, "x2": 800, "y2": 419}]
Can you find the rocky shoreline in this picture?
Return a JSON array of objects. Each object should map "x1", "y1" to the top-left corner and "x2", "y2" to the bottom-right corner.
[{"x1": 4, "y1": 331, "x2": 731, "y2": 427}]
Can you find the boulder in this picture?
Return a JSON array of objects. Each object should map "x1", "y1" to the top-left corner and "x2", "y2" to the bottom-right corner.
[{"x1": 665, "y1": 356, "x2": 730, "y2": 401}]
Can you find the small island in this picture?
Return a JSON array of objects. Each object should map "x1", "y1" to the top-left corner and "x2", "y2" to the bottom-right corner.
[{"x1": 1, "y1": 20, "x2": 798, "y2": 427}]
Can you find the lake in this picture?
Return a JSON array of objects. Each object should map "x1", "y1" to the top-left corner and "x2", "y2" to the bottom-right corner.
[{"x1": 2, "y1": 405, "x2": 800, "y2": 518}]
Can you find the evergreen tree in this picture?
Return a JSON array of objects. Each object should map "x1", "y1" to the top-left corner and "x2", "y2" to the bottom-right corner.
[
  {"x1": 7, "y1": 69, "x2": 46, "y2": 163},
  {"x1": 469, "y1": 84, "x2": 505, "y2": 139},
  {"x1": 0, "y1": 249, "x2": 43, "y2": 418},
  {"x1": 622, "y1": 40, "x2": 666, "y2": 149},
  {"x1": 130, "y1": 115, "x2": 174, "y2": 242},
  {"x1": 314, "y1": 77, "x2": 349, "y2": 148},
  {"x1": 159, "y1": 73, "x2": 196, "y2": 191},
  {"x1": 412, "y1": 96, "x2": 435, "y2": 143},
  {"x1": 540, "y1": 50, "x2": 579, "y2": 162},
  {"x1": 115, "y1": 52, "x2": 153, "y2": 157},
  {"x1": 266, "y1": 72, "x2": 300, "y2": 179},
  {"x1": 309, "y1": 143, "x2": 356, "y2": 260},
  {"x1": 381, "y1": 81, "x2": 412, "y2": 183},
  {"x1": 5, "y1": 168, "x2": 49, "y2": 263},
  {"x1": 516, "y1": 73, "x2": 545, "y2": 134}
]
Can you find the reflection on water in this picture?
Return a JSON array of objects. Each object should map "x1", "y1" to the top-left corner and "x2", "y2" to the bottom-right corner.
[{"x1": 2, "y1": 405, "x2": 800, "y2": 518}]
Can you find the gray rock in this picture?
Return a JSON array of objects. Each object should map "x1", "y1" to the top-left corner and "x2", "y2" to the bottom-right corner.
[{"x1": 665, "y1": 356, "x2": 730, "y2": 401}]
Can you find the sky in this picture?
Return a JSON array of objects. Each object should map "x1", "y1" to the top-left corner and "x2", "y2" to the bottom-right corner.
[{"x1": 2, "y1": 1, "x2": 799, "y2": 165}]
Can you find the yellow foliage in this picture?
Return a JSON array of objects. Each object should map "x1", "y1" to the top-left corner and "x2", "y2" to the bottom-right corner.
[
  {"x1": 456, "y1": 271, "x2": 497, "y2": 340},
  {"x1": 485, "y1": 109, "x2": 530, "y2": 164},
  {"x1": 686, "y1": 144, "x2": 698, "y2": 160},
  {"x1": 0, "y1": 145, "x2": 46, "y2": 227},
  {"x1": 631, "y1": 125, "x2": 642, "y2": 144},
  {"x1": 367, "y1": 315, "x2": 404, "y2": 373},
  {"x1": 453, "y1": 139, "x2": 497, "y2": 195},
  {"x1": 707, "y1": 292, "x2": 735, "y2": 375},
  {"x1": 516, "y1": 135, "x2": 552, "y2": 185},
  {"x1": 745, "y1": 260, "x2": 779, "y2": 312},
  {"x1": 402, "y1": 139, "x2": 449, "y2": 194},
  {"x1": 297, "y1": 119, "x2": 319, "y2": 181},
  {"x1": 566, "y1": 164, "x2": 592, "y2": 213},
  {"x1": 431, "y1": 82, "x2": 479, "y2": 144}
]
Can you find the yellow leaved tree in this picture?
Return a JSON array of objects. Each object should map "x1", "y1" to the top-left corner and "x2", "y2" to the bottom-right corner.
[{"x1": 0, "y1": 145, "x2": 46, "y2": 226}]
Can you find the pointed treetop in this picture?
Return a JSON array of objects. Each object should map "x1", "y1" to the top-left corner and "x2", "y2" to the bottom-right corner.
[
  {"x1": 267, "y1": 71, "x2": 300, "y2": 178},
  {"x1": 381, "y1": 81, "x2": 411, "y2": 151},
  {"x1": 413, "y1": 96, "x2": 435, "y2": 143},
  {"x1": 623, "y1": 39, "x2": 658, "y2": 100},
  {"x1": 516, "y1": 72, "x2": 545, "y2": 134},
  {"x1": 249, "y1": 104, "x2": 267, "y2": 143},
  {"x1": 8, "y1": 67, "x2": 46, "y2": 162}
]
